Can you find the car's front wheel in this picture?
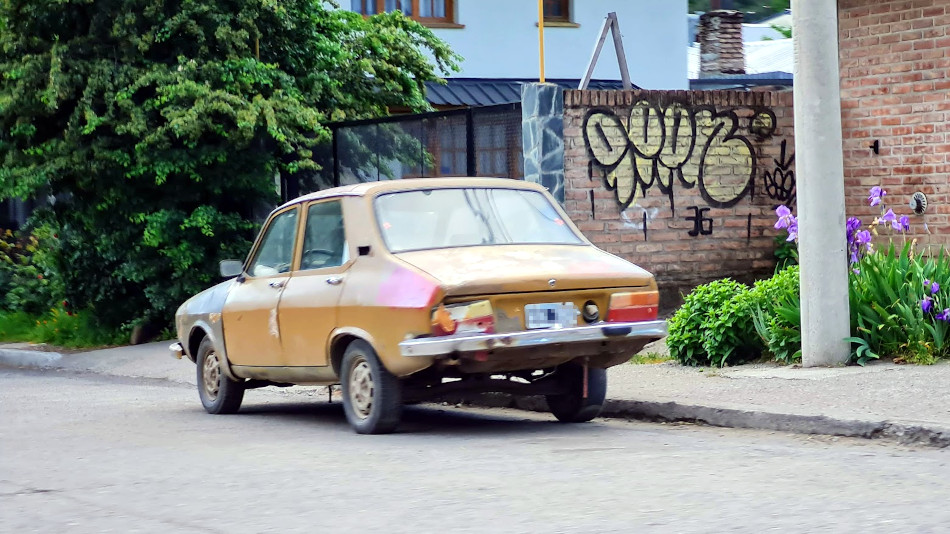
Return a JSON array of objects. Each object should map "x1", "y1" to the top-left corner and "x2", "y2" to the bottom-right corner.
[
  {"x1": 340, "y1": 340, "x2": 402, "y2": 434},
  {"x1": 196, "y1": 337, "x2": 245, "y2": 414},
  {"x1": 545, "y1": 362, "x2": 607, "y2": 423}
]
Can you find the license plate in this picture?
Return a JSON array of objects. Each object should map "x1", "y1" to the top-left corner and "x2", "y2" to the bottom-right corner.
[{"x1": 525, "y1": 302, "x2": 578, "y2": 330}]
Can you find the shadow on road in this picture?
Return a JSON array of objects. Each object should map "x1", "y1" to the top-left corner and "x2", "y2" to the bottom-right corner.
[{"x1": 234, "y1": 399, "x2": 598, "y2": 437}]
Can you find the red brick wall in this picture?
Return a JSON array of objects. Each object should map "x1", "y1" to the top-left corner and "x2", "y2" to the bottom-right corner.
[
  {"x1": 563, "y1": 89, "x2": 795, "y2": 310},
  {"x1": 839, "y1": 0, "x2": 950, "y2": 241}
]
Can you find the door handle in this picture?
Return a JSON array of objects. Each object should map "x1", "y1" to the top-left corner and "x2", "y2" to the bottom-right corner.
[
  {"x1": 269, "y1": 280, "x2": 285, "y2": 289},
  {"x1": 326, "y1": 277, "x2": 343, "y2": 286}
]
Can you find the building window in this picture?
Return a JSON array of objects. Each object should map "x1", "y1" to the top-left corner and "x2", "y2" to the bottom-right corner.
[
  {"x1": 351, "y1": 0, "x2": 455, "y2": 25},
  {"x1": 543, "y1": 0, "x2": 570, "y2": 22}
]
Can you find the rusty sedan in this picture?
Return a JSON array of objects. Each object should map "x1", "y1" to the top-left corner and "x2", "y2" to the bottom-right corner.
[{"x1": 171, "y1": 178, "x2": 665, "y2": 433}]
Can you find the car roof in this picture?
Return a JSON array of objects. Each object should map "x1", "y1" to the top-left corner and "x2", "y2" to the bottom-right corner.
[{"x1": 275, "y1": 177, "x2": 549, "y2": 211}]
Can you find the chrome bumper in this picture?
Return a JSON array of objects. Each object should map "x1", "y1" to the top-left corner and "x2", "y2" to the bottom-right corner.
[
  {"x1": 170, "y1": 342, "x2": 185, "y2": 360},
  {"x1": 399, "y1": 320, "x2": 667, "y2": 358}
]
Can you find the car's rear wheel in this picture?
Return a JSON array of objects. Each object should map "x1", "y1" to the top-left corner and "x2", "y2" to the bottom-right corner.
[
  {"x1": 341, "y1": 340, "x2": 402, "y2": 434},
  {"x1": 545, "y1": 362, "x2": 607, "y2": 423},
  {"x1": 196, "y1": 337, "x2": 245, "y2": 414}
]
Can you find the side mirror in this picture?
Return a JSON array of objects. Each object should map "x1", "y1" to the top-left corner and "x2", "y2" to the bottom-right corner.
[{"x1": 219, "y1": 260, "x2": 244, "y2": 279}]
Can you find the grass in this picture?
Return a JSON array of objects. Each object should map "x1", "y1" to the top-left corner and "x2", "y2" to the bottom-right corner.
[
  {"x1": 0, "y1": 307, "x2": 126, "y2": 349},
  {"x1": 629, "y1": 351, "x2": 675, "y2": 365}
]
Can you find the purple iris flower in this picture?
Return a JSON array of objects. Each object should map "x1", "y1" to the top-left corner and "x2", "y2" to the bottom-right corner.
[
  {"x1": 937, "y1": 309, "x2": 950, "y2": 322},
  {"x1": 774, "y1": 205, "x2": 793, "y2": 230},
  {"x1": 922, "y1": 296, "x2": 934, "y2": 314},
  {"x1": 868, "y1": 186, "x2": 886, "y2": 207},
  {"x1": 898, "y1": 215, "x2": 910, "y2": 232},
  {"x1": 879, "y1": 209, "x2": 897, "y2": 226},
  {"x1": 786, "y1": 219, "x2": 799, "y2": 242},
  {"x1": 847, "y1": 217, "x2": 862, "y2": 235},
  {"x1": 933, "y1": 281, "x2": 941, "y2": 294},
  {"x1": 855, "y1": 230, "x2": 872, "y2": 245}
]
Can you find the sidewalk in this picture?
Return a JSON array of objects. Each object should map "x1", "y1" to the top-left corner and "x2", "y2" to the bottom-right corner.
[{"x1": 3, "y1": 340, "x2": 950, "y2": 447}]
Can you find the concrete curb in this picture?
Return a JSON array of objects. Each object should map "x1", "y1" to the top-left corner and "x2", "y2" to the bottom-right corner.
[
  {"x1": 453, "y1": 393, "x2": 950, "y2": 448},
  {"x1": 0, "y1": 347, "x2": 63, "y2": 368}
]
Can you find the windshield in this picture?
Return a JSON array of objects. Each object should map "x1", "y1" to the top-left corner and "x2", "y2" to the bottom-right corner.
[{"x1": 374, "y1": 187, "x2": 584, "y2": 253}]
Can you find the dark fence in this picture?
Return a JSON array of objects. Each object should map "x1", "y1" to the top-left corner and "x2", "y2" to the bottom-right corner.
[{"x1": 304, "y1": 103, "x2": 523, "y2": 196}]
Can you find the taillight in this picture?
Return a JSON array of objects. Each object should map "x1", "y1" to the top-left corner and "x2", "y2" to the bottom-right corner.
[
  {"x1": 607, "y1": 291, "x2": 659, "y2": 322},
  {"x1": 431, "y1": 300, "x2": 495, "y2": 336}
]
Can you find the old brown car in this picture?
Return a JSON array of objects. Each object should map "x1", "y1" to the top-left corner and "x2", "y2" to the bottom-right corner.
[{"x1": 171, "y1": 178, "x2": 666, "y2": 433}]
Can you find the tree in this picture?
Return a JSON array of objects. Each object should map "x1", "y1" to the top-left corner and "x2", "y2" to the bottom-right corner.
[{"x1": 0, "y1": 0, "x2": 458, "y2": 329}]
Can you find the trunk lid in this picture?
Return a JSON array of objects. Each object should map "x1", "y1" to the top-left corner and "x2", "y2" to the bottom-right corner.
[{"x1": 395, "y1": 244, "x2": 653, "y2": 296}]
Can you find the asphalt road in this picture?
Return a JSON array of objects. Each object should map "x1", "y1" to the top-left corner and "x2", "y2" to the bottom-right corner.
[{"x1": 3, "y1": 368, "x2": 950, "y2": 534}]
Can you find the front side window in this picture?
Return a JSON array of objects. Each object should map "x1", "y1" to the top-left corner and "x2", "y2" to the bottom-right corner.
[
  {"x1": 351, "y1": 0, "x2": 454, "y2": 24},
  {"x1": 247, "y1": 208, "x2": 299, "y2": 277},
  {"x1": 375, "y1": 188, "x2": 583, "y2": 253},
  {"x1": 301, "y1": 201, "x2": 348, "y2": 270}
]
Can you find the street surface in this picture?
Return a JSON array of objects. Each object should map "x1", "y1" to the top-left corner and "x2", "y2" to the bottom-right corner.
[{"x1": 3, "y1": 368, "x2": 950, "y2": 533}]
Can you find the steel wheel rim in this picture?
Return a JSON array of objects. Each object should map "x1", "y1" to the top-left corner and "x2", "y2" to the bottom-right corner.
[
  {"x1": 203, "y1": 351, "x2": 222, "y2": 401},
  {"x1": 348, "y1": 358, "x2": 374, "y2": 419}
]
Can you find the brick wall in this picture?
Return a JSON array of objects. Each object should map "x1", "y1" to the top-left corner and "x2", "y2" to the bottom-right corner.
[
  {"x1": 563, "y1": 89, "x2": 796, "y2": 310},
  {"x1": 839, "y1": 0, "x2": 950, "y2": 242}
]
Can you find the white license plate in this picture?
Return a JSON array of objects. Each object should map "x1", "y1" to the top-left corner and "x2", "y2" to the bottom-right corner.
[{"x1": 525, "y1": 302, "x2": 578, "y2": 330}]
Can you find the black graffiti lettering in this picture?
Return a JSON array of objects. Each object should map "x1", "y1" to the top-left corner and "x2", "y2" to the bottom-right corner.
[
  {"x1": 582, "y1": 101, "x2": 793, "y2": 216},
  {"x1": 686, "y1": 206, "x2": 713, "y2": 237},
  {"x1": 763, "y1": 139, "x2": 796, "y2": 204}
]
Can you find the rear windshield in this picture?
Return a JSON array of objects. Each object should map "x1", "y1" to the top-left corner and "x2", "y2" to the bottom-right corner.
[{"x1": 374, "y1": 187, "x2": 584, "y2": 253}]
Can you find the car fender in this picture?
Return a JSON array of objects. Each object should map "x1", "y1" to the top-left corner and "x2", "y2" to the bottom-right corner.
[{"x1": 177, "y1": 279, "x2": 241, "y2": 381}]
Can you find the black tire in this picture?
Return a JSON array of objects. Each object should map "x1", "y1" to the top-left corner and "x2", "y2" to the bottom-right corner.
[
  {"x1": 545, "y1": 363, "x2": 607, "y2": 423},
  {"x1": 196, "y1": 337, "x2": 245, "y2": 414},
  {"x1": 340, "y1": 340, "x2": 402, "y2": 434}
]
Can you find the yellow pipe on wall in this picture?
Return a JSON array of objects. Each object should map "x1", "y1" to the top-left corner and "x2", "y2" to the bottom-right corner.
[{"x1": 538, "y1": 0, "x2": 546, "y2": 82}]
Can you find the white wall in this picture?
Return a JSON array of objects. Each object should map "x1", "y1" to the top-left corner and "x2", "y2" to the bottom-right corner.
[{"x1": 431, "y1": 0, "x2": 687, "y2": 90}]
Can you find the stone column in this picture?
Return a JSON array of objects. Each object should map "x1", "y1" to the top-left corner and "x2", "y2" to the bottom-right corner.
[
  {"x1": 792, "y1": 0, "x2": 851, "y2": 366},
  {"x1": 521, "y1": 83, "x2": 565, "y2": 203}
]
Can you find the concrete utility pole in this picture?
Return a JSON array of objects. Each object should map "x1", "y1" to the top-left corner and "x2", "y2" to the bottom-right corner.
[{"x1": 792, "y1": 0, "x2": 851, "y2": 366}]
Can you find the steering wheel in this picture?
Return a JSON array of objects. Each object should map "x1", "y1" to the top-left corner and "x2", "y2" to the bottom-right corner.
[{"x1": 302, "y1": 248, "x2": 336, "y2": 268}]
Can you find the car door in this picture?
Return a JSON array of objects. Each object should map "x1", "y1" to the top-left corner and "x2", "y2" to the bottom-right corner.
[
  {"x1": 222, "y1": 206, "x2": 300, "y2": 366},
  {"x1": 278, "y1": 199, "x2": 349, "y2": 367}
]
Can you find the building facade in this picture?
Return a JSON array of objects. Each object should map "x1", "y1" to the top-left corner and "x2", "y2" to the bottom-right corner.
[
  {"x1": 346, "y1": 0, "x2": 688, "y2": 90},
  {"x1": 838, "y1": 0, "x2": 950, "y2": 247}
]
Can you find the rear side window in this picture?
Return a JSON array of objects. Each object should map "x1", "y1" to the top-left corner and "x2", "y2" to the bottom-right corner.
[{"x1": 301, "y1": 201, "x2": 348, "y2": 270}]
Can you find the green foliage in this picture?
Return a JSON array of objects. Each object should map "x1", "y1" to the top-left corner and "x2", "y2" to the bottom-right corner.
[
  {"x1": 0, "y1": 226, "x2": 64, "y2": 316},
  {"x1": 849, "y1": 243, "x2": 950, "y2": 365},
  {"x1": 668, "y1": 279, "x2": 759, "y2": 367},
  {"x1": 750, "y1": 265, "x2": 801, "y2": 364},
  {"x1": 774, "y1": 231, "x2": 798, "y2": 271},
  {"x1": 0, "y1": 0, "x2": 459, "y2": 328},
  {"x1": 0, "y1": 307, "x2": 127, "y2": 348}
]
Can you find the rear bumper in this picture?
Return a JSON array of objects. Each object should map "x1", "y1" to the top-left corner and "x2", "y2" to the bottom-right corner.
[
  {"x1": 398, "y1": 320, "x2": 667, "y2": 358},
  {"x1": 170, "y1": 342, "x2": 185, "y2": 360}
]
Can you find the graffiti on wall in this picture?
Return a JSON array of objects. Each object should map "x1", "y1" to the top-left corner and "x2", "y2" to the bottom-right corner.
[{"x1": 583, "y1": 100, "x2": 795, "y2": 222}]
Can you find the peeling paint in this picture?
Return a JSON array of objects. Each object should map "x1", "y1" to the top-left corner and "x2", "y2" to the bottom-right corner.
[
  {"x1": 209, "y1": 312, "x2": 221, "y2": 324},
  {"x1": 268, "y1": 308, "x2": 279, "y2": 339},
  {"x1": 620, "y1": 206, "x2": 661, "y2": 230}
]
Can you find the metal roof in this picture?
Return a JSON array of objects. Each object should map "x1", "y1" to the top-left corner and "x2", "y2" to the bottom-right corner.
[{"x1": 425, "y1": 78, "x2": 638, "y2": 107}]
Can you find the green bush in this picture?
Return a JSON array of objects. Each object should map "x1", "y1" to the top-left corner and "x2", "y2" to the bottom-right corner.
[
  {"x1": 668, "y1": 279, "x2": 759, "y2": 367},
  {"x1": 0, "y1": 226, "x2": 64, "y2": 316},
  {"x1": 751, "y1": 265, "x2": 802, "y2": 364}
]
